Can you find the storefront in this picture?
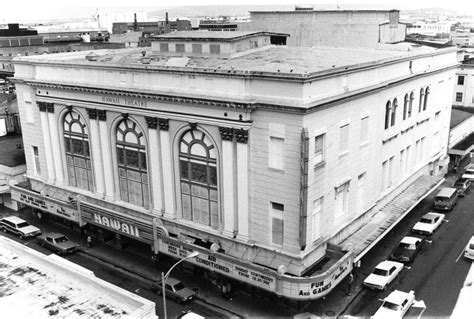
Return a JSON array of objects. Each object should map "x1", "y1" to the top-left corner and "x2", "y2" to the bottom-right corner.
[{"x1": 10, "y1": 185, "x2": 78, "y2": 226}]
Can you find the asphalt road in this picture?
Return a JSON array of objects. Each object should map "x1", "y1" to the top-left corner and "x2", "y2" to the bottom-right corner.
[{"x1": 344, "y1": 183, "x2": 474, "y2": 317}]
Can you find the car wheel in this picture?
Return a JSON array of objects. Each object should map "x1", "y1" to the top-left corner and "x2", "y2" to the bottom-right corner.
[{"x1": 1, "y1": 227, "x2": 6, "y2": 233}]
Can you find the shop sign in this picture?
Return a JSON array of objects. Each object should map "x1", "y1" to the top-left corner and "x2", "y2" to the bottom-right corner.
[
  {"x1": 159, "y1": 239, "x2": 276, "y2": 291},
  {"x1": 93, "y1": 213, "x2": 140, "y2": 238},
  {"x1": 11, "y1": 187, "x2": 77, "y2": 221},
  {"x1": 101, "y1": 95, "x2": 147, "y2": 108}
]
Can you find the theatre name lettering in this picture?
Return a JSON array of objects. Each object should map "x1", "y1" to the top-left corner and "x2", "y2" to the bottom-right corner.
[
  {"x1": 161, "y1": 239, "x2": 276, "y2": 290},
  {"x1": 102, "y1": 95, "x2": 147, "y2": 107},
  {"x1": 17, "y1": 193, "x2": 47, "y2": 210},
  {"x1": 93, "y1": 213, "x2": 140, "y2": 238}
]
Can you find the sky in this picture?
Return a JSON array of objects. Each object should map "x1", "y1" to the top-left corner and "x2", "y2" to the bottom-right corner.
[{"x1": 1, "y1": 1, "x2": 473, "y2": 23}]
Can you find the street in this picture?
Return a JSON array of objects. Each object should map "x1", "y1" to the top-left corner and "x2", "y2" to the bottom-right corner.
[{"x1": 343, "y1": 180, "x2": 474, "y2": 317}]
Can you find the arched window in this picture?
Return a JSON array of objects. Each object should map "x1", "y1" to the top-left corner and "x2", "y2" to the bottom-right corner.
[
  {"x1": 63, "y1": 111, "x2": 93, "y2": 191},
  {"x1": 403, "y1": 94, "x2": 409, "y2": 120},
  {"x1": 116, "y1": 119, "x2": 149, "y2": 207},
  {"x1": 179, "y1": 129, "x2": 218, "y2": 227},
  {"x1": 391, "y1": 98, "x2": 398, "y2": 127},
  {"x1": 409, "y1": 92, "x2": 414, "y2": 118},
  {"x1": 419, "y1": 88, "x2": 425, "y2": 112},
  {"x1": 423, "y1": 86, "x2": 430, "y2": 111},
  {"x1": 385, "y1": 101, "x2": 391, "y2": 130}
]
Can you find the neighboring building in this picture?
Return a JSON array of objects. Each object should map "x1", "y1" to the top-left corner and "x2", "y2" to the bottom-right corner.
[
  {"x1": 238, "y1": 8, "x2": 406, "y2": 47},
  {"x1": 0, "y1": 133, "x2": 25, "y2": 210},
  {"x1": 447, "y1": 108, "x2": 474, "y2": 172},
  {"x1": 0, "y1": 236, "x2": 157, "y2": 318},
  {"x1": 0, "y1": 94, "x2": 20, "y2": 134},
  {"x1": 451, "y1": 32, "x2": 474, "y2": 47},
  {"x1": 407, "y1": 20, "x2": 452, "y2": 36},
  {"x1": 454, "y1": 57, "x2": 474, "y2": 107},
  {"x1": 199, "y1": 19, "x2": 238, "y2": 31},
  {"x1": 11, "y1": 30, "x2": 457, "y2": 303}
]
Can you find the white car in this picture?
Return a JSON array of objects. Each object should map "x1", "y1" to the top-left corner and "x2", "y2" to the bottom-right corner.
[
  {"x1": 464, "y1": 236, "x2": 474, "y2": 260},
  {"x1": 412, "y1": 212, "x2": 445, "y2": 235},
  {"x1": 372, "y1": 290, "x2": 415, "y2": 319},
  {"x1": 462, "y1": 164, "x2": 474, "y2": 181},
  {"x1": 363, "y1": 260, "x2": 404, "y2": 290}
]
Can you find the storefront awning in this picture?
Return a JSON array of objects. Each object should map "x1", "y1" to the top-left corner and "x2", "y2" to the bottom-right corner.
[
  {"x1": 449, "y1": 132, "x2": 474, "y2": 156},
  {"x1": 338, "y1": 174, "x2": 443, "y2": 263}
]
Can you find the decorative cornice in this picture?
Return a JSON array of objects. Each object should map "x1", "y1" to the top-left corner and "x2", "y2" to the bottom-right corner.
[
  {"x1": 145, "y1": 116, "x2": 158, "y2": 129},
  {"x1": 158, "y1": 118, "x2": 169, "y2": 131},
  {"x1": 86, "y1": 108, "x2": 98, "y2": 120},
  {"x1": 97, "y1": 109, "x2": 107, "y2": 121},
  {"x1": 219, "y1": 127, "x2": 234, "y2": 141},
  {"x1": 234, "y1": 128, "x2": 249, "y2": 144}
]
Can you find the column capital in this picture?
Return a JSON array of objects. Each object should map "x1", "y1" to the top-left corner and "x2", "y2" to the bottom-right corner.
[
  {"x1": 37, "y1": 101, "x2": 54, "y2": 113},
  {"x1": 158, "y1": 118, "x2": 169, "y2": 131},
  {"x1": 219, "y1": 127, "x2": 234, "y2": 141},
  {"x1": 97, "y1": 110, "x2": 107, "y2": 121},
  {"x1": 235, "y1": 129, "x2": 248, "y2": 144},
  {"x1": 46, "y1": 103, "x2": 55, "y2": 113},
  {"x1": 145, "y1": 116, "x2": 158, "y2": 129},
  {"x1": 86, "y1": 108, "x2": 98, "y2": 120}
]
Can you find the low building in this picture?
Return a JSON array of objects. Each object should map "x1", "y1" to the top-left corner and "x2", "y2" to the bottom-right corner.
[
  {"x1": 11, "y1": 30, "x2": 456, "y2": 303},
  {"x1": 448, "y1": 108, "x2": 474, "y2": 172},
  {"x1": 0, "y1": 236, "x2": 157, "y2": 318},
  {"x1": 0, "y1": 134, "x2": 25, "y2": 210},
  {"x1": 454, "y1": 57, "x2": 474, "y2": 107},
  {"x1": 238, "y1": 8, "x2": 406, "y2": 47}
]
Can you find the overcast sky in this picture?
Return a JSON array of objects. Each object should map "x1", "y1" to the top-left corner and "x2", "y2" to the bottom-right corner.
[{"x1": 2, "y1": 1, "x2": 473, "y2": 23}]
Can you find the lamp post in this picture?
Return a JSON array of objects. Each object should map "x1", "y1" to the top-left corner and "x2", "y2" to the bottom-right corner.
[{"x1": 161, "y1": 251, "x2": 199, "y2": 319}]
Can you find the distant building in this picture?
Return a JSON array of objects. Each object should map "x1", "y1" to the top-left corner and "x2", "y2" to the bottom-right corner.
[
  {"x1": 448, "y1": 108, "x2": 474, "y2": 172},
  {"x1": 239, "y1": 8, "x2": 406, "y2": 47},
  {"x1": 453, "y1": 56, "x2": 474, "y2": 107},
  {"x1": 199, "y1": 19, "x2": 238, "y2": 31},
  {"x1": 407, "y1": 20, "x2": 452, "y2": 36}
]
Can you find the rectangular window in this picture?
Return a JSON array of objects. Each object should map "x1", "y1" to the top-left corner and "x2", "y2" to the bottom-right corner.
[
  {"x1": 415, "y1": 139, "x2": 420, "y2": 164},
  {"x1": 388, "y1": 156, "x2": 395, "y2": 188},
  {"x1": 309, "y1": 197, "x2": 322, "y2": 243},
  {"x1": 209, "y1": 44, "x2": 221, "y2": 54},
  {"x1": 458, "y1": 75, "x2": 465, "y2": 85},
  {"x1": 433, "y1": 131, "x2": 440, "y2": 154},
  {"x1": 360, "y1": 116, "x2": 369, "y2": 144},
  {"x1": 420, "y1": 137, "x2": 426, "y2": 162},
  {"x1": 335, "y1": 182, "x2": 349, "y2": 218},
  {"x1": 192, "y1": 43, "x2": 202, "y2": 54},
  {"x1": 33, "y1": 146, "x2": 41, "y2": 175},
  {"x1": 406, "y1": 146, "x2": 411, "y2": 173},
  {"x1": 381, "y1": 160, "x2": 388, "y2": 191},
  {"x1": 159, "y1": 43, "x2": 169, "y2": 52},
  {"x1": 269, "y1": 137, "x2": 284, "y2": 170},
  {"x1": 456, "y1": 92, "x2": 463, "y2": 102},
  {"x1": 357, "y1": 173, "x2": 365, "y2": 213},
  {"x1": 175, "y1": 43, "x2": 185, "y2": 53},
  {"x1": 314, "y1": 134, "x2": 325, "y2": 164},
  {"x1": 400, "y1": 149, "x2": 405, "y2": 177},
  {"x1": 271, "y1": 202, "x2": 284, "y2": 246},
  {"x1": 339, "y1": 124, "x2": 350, "y2": 154}
]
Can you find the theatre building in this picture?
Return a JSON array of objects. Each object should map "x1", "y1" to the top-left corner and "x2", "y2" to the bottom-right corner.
[{"x1": 11, "y1": 31, "x2": 457, "y2": 301}]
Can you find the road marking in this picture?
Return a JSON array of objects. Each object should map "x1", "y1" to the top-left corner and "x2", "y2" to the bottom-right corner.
[{"x1": 456, "y1": 248, "x2": 465, "y2": 263}]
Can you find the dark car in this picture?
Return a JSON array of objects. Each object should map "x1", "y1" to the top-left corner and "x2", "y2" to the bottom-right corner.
[
  {"x1": 453, "y1": 177, "x2": 471, "y2": 197},
  {"x1": 152, "y1": 277, "x2": 196, "y2": 303},
  {"x1": 37, "y1": 232, "x2": 80, "y2": 255},
  {"x1": 390, "y1": 236, "x2": 424, "y2": 263}
]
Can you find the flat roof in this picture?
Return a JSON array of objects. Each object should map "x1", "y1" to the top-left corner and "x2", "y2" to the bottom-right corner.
[
  {"x1": 0, "y1": 236, "x2": 156, "y2": 318},
  {"x1": 14, "y1": 44, "x2": 434, "y2": 77},
  {"x1": 0, "y1": 135, "x2": 25, "y2": 167},
  {"x1": 450, "y1": 108, "x2": 473, "y2": 129},
  {"x1": 250, "y1": 9, "x2": 398, "y2": 14},
  {"x1": 152, "y1": 30, "x2": 288, "y2": 41}
]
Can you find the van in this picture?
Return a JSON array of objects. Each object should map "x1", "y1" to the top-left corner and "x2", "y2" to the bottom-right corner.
[{"x1": 433, "y1": 187, "x2": 458, "y2": 211}]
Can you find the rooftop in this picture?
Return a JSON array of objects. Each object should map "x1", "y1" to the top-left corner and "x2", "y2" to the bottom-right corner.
[
  {"x1": 450, "y1": 108, "x2": 473, "y2": 129},
  {"x1": 152, "y1": 30, "x2": 286, "y2": 41},
  {"x1": 401, "y1": 236, "x2": 421, "y2": 245},
  {"x1": 0, "y1": 135, "x2": 25, "y2": 167},
  {"x1": 15, "y1": 43, "x2": 435, "y2": 77}
]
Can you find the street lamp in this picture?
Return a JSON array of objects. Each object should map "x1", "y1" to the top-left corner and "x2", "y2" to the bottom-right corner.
[{"x1": 161, "y1": 251, "x2": 199, "y2": 319}]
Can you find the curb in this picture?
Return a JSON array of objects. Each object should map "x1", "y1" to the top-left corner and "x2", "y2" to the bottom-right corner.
[{"x1": 78, "y1": 250, "x2": 242, "y2": 318}]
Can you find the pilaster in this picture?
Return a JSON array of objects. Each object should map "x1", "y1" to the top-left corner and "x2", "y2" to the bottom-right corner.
[{"x1": 37, "y1": 102, "x2": 55, "y2": 183}]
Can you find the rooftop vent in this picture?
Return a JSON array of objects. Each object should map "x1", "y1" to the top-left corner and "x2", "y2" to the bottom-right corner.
[
  {"x1": 85, "y1": 52, "x2": 99, "y2": 61},
  {"x1": 295, "y1": 5, "x2": 314, "y2": 11}
]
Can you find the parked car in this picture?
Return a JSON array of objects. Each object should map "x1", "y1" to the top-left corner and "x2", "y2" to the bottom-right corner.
[
  {"x1": 178, "y1": 310, "x2": 205, "y2": 319},
  {"x1": 453, "y1": 178, "x2": 471, "y2": 197},
  {"x1": 37, "y1": 232, "x2": 80, "y2": 255},
  {"x1": 464, "y1": 236, "x2": 474, "y2": 260},
  {"x1": 0, "y1": 215, "x2": 41, "y2": 239},
  {"x1": 462, "y1": 163, "x2": 474, "y2": 181},
  {"x1": 372, "y1": 290, "x2": 415, "y2": 319},
  {"x1": 153, "y1": 277, "x2": 196, "y2": 303},
  {"x1": 363, "y1": 260, "x2": 404, "y2": 290},
  {"x1": 390, "y1": 236, "x2": 425, "y2": 263},
  {"x1": 412, "y1": 212, "x2": 445, "y2": 235}
]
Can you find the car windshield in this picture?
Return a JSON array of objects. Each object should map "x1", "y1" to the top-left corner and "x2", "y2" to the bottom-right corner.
[
  {"x1": 373, "y1": 268, "x2": 388, "y2": 276},
  {"x1": 454, "y1": 182, "x2": 465, "y2": 188},
  {"x1": 173, "y1": 282, "x2": 185, "y2": 291},
  {"x1": 17, "y1": 222, "x2": 30, "y2": 228},
  {"x1": 55, "y1": 236, "x2": 69, "y2": 243},
  {"x1": 435, "y1": 197, "x2": 449, "y2": 203},
  {"x1": 469, "y1": 243, "x2": 474, "y2": 249},
  {"x1": 399, "y1": 242, "x2": 414, "y2": 249},
  {"x1": 382, "y1": 301, "x2": 401, "y2": 311},
  {"x1": 420, "y1": 218, "x2": 433, "y2": 224}
]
